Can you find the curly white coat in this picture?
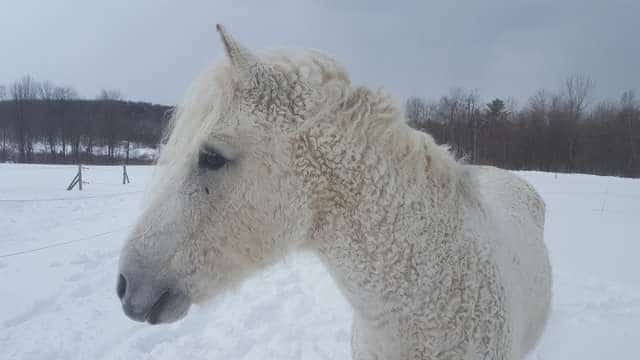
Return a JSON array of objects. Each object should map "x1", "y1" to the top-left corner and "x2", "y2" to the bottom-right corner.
[{"x1": 118, "y1": 25, "x2": 551, "y2": 360}]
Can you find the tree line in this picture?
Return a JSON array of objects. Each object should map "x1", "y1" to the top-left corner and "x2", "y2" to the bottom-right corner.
[
  {"x1": 0, "y1": 76, "x2": 171, "y2": 164},
  {"x1": 406, "y1": 74, "x2": 640, "y2": 178},
  {"x1": 1, "y1": 74, "x2": 638, "y2": 177}
]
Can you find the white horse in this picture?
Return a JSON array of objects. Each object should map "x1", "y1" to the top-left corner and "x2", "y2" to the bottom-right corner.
[{"x1": 117, "y1": 25, "x2": 551, "y2": 360}]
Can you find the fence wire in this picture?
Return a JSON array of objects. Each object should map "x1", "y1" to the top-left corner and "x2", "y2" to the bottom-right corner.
[
  {"x1": 0, "y1": 191, "x2": 143, "y2": 203},
  {"x1": 0, "y1": 166, "x2": 144, "y2": 258},
  {"x1": 0, "y1": 226, "x2": 133, "y2": 259}
]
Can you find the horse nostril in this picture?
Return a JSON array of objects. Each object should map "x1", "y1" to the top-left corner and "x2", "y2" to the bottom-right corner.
[{"x1": 117, "y1": 274, "x2": 127, "y2": 300}]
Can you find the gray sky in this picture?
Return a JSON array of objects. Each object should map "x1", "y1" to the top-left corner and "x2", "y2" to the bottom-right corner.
[{"x1": 1, "y1": 0, "x2": 638, "y2": 106}]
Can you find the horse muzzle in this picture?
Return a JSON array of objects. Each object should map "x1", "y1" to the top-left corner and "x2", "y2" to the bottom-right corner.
[{"x1": 117, "y1": 272, "x2": 191, "y2": 324}]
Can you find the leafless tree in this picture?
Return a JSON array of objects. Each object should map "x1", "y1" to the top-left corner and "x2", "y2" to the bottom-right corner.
[
  {"x1": 0, "y1": 84, "x2": 8, "y2": 159},
  {"x1": 405, "y1": 97, "x2": 439, "y2": 130},
  {"x1": 404, "y1": 75, "x2": 638, "y2": 177},
  {"x1": 0, "y1": 77, "x2": 169, "y2": 164},
  {"x1": 39, "y1": 81, "x2": 58, "y2": 156},
  {"x1": 461, "y1": 90, "x2": 482, "y2": 163},
  {"x1": 562, "y1": 74, "x2": 595, "y2": 118},
  {"x1": 559, "y1": 74, "x2": 594, "y2": 169},
  {"x1": 11, "y1": 76, "x2": 40, "y2": 161},
  {"x1": 619, "y1": 90, "x2": 639, "y2": 174},
  {"x1": 406, "y1": 97, "x2": 428, "y2": 127},
  {"x1": 39, "y1": 81, "x2": 56, "y2": 100},
  {"x1": 98, "y1": 89, "x2": 123, "y2": 101},
  {"x1": 0, "y1": 72, "x2": 636, "y2": 176},
  {"x1": 98, "y1": 89, "x2": 124, "y2": 159},
  {"x1": 56, "y1": 86, "x2": 79, "y2": 159}
]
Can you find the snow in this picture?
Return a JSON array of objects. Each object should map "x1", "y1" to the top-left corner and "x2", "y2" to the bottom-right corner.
[{"x1": 0, "y1": 164, "x2": 638, "y2": 359}]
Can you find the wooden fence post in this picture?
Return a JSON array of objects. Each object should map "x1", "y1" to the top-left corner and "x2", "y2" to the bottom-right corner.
[
  {"x1": 66, "y1": 164, "x2": 88, "y2": 191},
  {"x1": 67, "y1": 165, "x2": 80, "y2": 190},
  {"x1": 122, "y1": 164, "x2": 130, "y2": 184},
  {"x1": 78, "y1": 164, "x2": 83, "y2": 190}
]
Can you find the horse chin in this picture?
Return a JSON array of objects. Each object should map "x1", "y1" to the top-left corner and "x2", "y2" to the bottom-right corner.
[{"x1": 145, "y1": 291, "x2": 192, "y2": 325}]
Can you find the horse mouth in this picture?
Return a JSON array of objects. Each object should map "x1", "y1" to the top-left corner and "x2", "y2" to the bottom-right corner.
[{"x1": 144, "y1": 290, "x2": 191, "y2": 325}]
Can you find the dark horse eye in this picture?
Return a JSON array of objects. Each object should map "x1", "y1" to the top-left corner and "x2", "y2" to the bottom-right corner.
[{"x1": 198, "y1": 147, "x2": 228, "y2": 171}]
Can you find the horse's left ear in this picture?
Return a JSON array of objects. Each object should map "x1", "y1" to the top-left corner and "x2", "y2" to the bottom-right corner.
[{"x1": 216, "y1": 24, "x2": 258, "y2": 80}]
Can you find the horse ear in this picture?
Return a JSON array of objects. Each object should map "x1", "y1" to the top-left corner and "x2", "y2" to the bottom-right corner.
[{"x1": 216, "y1": 24, "x2": 257, "y2": 79}]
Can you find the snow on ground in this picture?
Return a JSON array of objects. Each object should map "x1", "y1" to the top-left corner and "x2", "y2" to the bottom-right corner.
[{"x1": 0, "y1": 164, "x2": 638, "y2": 359}]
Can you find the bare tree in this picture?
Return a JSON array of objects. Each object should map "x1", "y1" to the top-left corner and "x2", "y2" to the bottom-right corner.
[
  {"x1": 461, "y1": 90, "x2": 483, "y2": 163},
  {"x1": 39, "y1": 81, "x2": 57, "y2": 100},
  {"x1": 1, "y1": 71, "x2": 637, "y2": 176},
  {"x1": 39, "y1": 81, "x2": 58, "y2": 156},
  {"x1": 560, "y1": 74, "x2": 594, "y2": 170},
  {"x1": 0, "y1": 84, "x2": 8, "y2": 159},
  {"x1": 0, "y1": 77, "x2": 169, "y2": 164},
  {"x1": 484, "y1": 98, "x2": 510, "y2": 164},
  {"x1": 54, "y1": 86, "x2": 79, "y2": 159},
  {"x1": 97, "y1": 89, "x2": 124, "y2": 160},
  {"x1": 11, "y1": 76, "x2": 40, "y2": 162},
  {"x1": 620, "y1": 90, "x2": 639, "y2": 175},
  {"x1": 563, "y1": 74, "x2": 595, "y2": 118},
  {"x1": 528, "y1": 90, "x2": 551, "y2": 121},
  {"x1": 405, "y1": 97, "x2": 430, "y2": 128},
  {"x1": 437, "y1": 88, "x2": 465, "y2": 154},
  {"x1": 98, "y1": 89, "x2": 123, "y2": 101}
]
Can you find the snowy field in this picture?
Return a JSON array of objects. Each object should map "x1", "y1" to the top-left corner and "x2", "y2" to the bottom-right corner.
[{"x1": 1, "y1": 164, "x2": 639, "y2": 360}]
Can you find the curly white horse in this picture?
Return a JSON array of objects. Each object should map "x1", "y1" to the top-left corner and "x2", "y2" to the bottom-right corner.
[{"x1": 117, "y1": 25, "x2": 551, "y2": 360}]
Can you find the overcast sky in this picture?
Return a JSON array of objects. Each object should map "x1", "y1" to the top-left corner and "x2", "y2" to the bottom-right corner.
[{"x1": 1, "y1": 0, "x2": 638, "y2": 105}]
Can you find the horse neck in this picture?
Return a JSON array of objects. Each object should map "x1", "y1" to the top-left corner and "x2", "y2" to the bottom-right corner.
[
  {"x1": 297, "y1": 88, "x2": 471, "y2": 312},
  {"x1": 297, "y1": 85, "x2": 465, "y2": 251}
]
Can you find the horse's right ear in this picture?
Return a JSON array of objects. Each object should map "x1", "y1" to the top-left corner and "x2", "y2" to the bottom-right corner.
[{"x1": 216, "y1": 24, "x2": 258, "y2": 80}]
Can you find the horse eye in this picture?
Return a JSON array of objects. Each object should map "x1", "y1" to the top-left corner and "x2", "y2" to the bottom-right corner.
[{"x1": 198, "y1": 147, "x2": 228, "y2": 171}]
